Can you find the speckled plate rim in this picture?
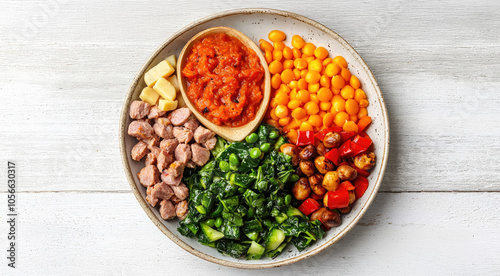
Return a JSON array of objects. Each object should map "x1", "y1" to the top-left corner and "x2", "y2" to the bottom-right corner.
[{"x1": 119, "y1": 8, "x2": 390, "y2": 270}]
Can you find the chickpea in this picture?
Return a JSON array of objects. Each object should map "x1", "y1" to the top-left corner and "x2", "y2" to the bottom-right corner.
[
  {"x1": 280, "y1": 143, "x2": 300, "y2": 166},
  {"x1": 316, "y1": 143, "x2": 326, "y2": 156},
  {"x1": 349, "y1": 190, "x2": 356, "y2": 204},
  {"x1": 323, "y1": 132, "x2": 341, "y2": 148},
  {"x1": 309, "y1": 174, "x2": 327, "y2": 196},
  {"x1": 322, "y1": 171, "x2": 340, "y2": 191},
  {"x1": 339, "y1": 205, "x2": 352, "y2": 214},
  {"x1": 321, "y1": 210, "x2": 341, "y2": 228},
  {"x1": 310, "y1": 207, "x2": 327, "y2": 222},
  {"x1": 337, "y1": 165, "x2": 358, "y2": 181},
  {"x1": 353, "y1": 152, "x2": 376, "y2": 170},
  {"x1": 299, "y1": 145, "x2": 317, "y2": 161},
  {"x1": 299, "y1": 160, "x2": 315, "y2": 176},
  {"x1": 292, "y1": 177, "x2": 311, "y2": 200},
  {"x1": 314, "y1": 156, "x2": 334, "y2": 174}
]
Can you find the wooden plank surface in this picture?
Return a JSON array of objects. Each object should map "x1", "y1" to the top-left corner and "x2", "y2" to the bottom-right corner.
[{"x1": 0, "y1": 0, "x2": 499, "y2": 274}]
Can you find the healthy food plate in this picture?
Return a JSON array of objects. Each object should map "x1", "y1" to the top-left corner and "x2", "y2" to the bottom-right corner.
[{"x1": 120, "y1": 8, "x2": 389, "y2": 269}]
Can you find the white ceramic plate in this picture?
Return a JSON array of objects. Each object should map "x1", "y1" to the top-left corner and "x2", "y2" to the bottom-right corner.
[{"x1": 120, "y1": 8, "x2": 389, "y2": 269}]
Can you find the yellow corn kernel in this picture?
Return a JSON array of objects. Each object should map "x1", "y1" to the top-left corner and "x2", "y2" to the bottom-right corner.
[
  {"x1": 345, "y1": 99, "x2": 359, "y2": 115},
  {"x1": 334, "y1": 112, "x2": 349, "y2": 127},
  {"x1": 268, "y1": 30, "x2": 286, "y2": 42},
  {"x1": 288, "y1": 99, "x2": 301, "y2": 109},
  {"x1": 279, "y1": 117, "x2": 291, "y2": 126},
  {"x1": 308, "y1": 114, "x2": 323, "y2": 127},
  {"x1": 273, "y1": 50, "x2": 283, "y2": 62},
  {"x1": 324, "y1": 63, "x2": 341, "y2": 78},
  {"x1": 302, "y1": 43, "x2": 316, "y2": 56},
  {"x1": 300, "y1": 122, "x2": 314, "y2": 131},
  {"x1": 331, "y1": 75, "x2": 345, "y2": 89},
  {"x1": 322, "y1": 58, "x2": 333, "y2": 66},
  {"x1": 341, "y1": 67, "x2": 351, "y2": 82},
  {"x1": 308, "y1": 83, "x2": 320, "y2": 94},
  {"x1": 320, "y1": 75, "x2": 331, "y2": 88},
  {"x1": 333, "y1": 56, "x2": 348, "y2": 68},
  {"x1": 294, "y1": 58, "x2": 308, "y2": 70},
  {"x1": 281, "y1": 69, "x2": 295, "y2": 84},
  {"x1": 292, "y1": 48, "x2": 302, "y2": 59},
  {"x1": 271, "y1": 74, "x2": 282, "y2": 89},
  {"x1": 317, "y1": 87, "x2": 333, "y2": 102},
  {"x1": 265, "y1": 50, "x2": 273, "y2": 64},
  {"x1": 354, "y1": 89, "x2": 367, "y2": 102},
  {"x1": 298, "y1": 79, "x2": 308, "y2": 90},
  {"x1": 283, "y1": 46, "x2": 293, "y2": 60},
  {"x1": 291, "y1": 107, "x2": 307, "y2": 120},
  {"x1": 274, "y1": 41, "x2": 286, "y2": 51},
  {"x1": 287, "y1": 129, "x2": 298, "y2": 143},
  {"x1": 291, "y1": 35, "x2": 306, "y2": 49},
  {"x1": 305, "y1": 71, "x2": 321, "y2": 84},
  {"x1": 269, "y1": 60, "x2": 283, "y2": 75},
  {"x1": 323, "y1": 112, "x2": 335, "y2": 127},
  {"x1": 304, "y1": 101, "x2": 320, "y2": 115},
  {"x1": 274, "y1": 91, "x2": 289, "y2": 106},
  {"x1": 343, "y1": 120, "x2": 358, "y2": 132},
  {"x1": 296, "y1": 89, "x2": 310, "y2": 102},
  {"x1": 350, "y1": 75, "x2": 361, "y2": 89},
  {"x1": 358, "y1": 107, "x2": 368, "y2": 118},
  {"x1": 320, "y1": 101, "x2": 332, "y2": 111},
  {"x1": 359, "y1": 99, "x2": 369, "y2": 108},
  {"x1": 275, "y1": 105, "x2": 289, "y2": 118},
  {"x1": 308, "y1": 59, "x2": 323, "y2": 72},
  {"x1": 340, "y1": 85, "x2": 355, "y2": 100},
  {"x1": 310, "y1": 94, "x2": 320, "y2": 104},
  {"x1": 283, "y1": 59, "x2": 294, "y2": 70},
  {"x1": 259, "y1": 39, "x2": 274, "y2": 52},
  {"x1": 314, "y1": 46, "x2": 329, "y2": 59},
  {"x1": 332, "y1": 95, "x2": 346, "y2": 113}
]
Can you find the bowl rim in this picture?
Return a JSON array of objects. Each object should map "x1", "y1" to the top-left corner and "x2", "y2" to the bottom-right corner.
[{"x1": 119, "y1": 8, "x2": 390, "y2": 269}]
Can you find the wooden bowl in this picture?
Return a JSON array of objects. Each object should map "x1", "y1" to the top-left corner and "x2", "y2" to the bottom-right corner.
[{"x1": 176, "y1": 26, "x2": 271, "y2": 142}]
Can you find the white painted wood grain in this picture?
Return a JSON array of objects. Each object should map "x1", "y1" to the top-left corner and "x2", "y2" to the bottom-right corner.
[{"x1": 0, "y1": 192, "x2": 498, "y2": 275}]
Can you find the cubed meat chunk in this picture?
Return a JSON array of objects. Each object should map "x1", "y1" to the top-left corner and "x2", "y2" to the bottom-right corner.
[
  {"x1": 157, "y1": 150, "x2": 174, "y2": 172},
  {"x1": 171, "y1": 183, "x2": 189, "y2": 200},
  {"x1": 166, "y1": 161, "x2": 185, "y2": 179},
  {"x1": 161, "y1": 170, "x2": 182, "y2": 186},
  {"x1": 144, "y1": 152, "x2": 157, "y2": 166},
  {"x1": 194, "y1": 126, "x2": 215, "y2": 144},
  {"x1": 173, "y1": 127, "x2": 193, "y2": 143},
  {"x1": 183, "y1": 118, "x2": 199, "y2": 131},
  {"x1": 137, "y1": 165, "x2": 160, "y2": 187},
  {"x1": 153, "y1": 123, "x2": 173, "y2": 139},
  {"x1": 186, "y1": 160, "x2": 196, "y2": 168},
  {"x1": 131, "y1": 141, "x2": 149, "y2": 161},
  {"x1": 169, "y1": 195, "x2": 182, "y2": 204},
  {"x1": 169, "y1": 107, "x2": 192, "y2": 126},
  {"x1": 142, "y1": 134, "x2": 160, "y2": 149},
  {"x1": 160, "y1": 138, "x2": 179, "y2": 154},
  {"x1": 155, "y1": 117, "x2": 171, "y2": 126},
  {"x1": 202, "y1": 137, "x2": 217, "y2": 150},
  {"x1": 159, "y1": 200, "x2": 176, "y2": 220},
  {"x1": 149, "y1": 146, "x2": 161, "y2": 158},
  {"x1": 175, "y1": 200, "x2": 189, "y2": 220},
  {"x1": 128, "y1": 120, "x2": 153, "y2": 140},
  {"x1": 175, "y1": 144, "x2": 191, "y2": 164},
  {"x1": 146, "y1": 182, "x2": 174, "y2": 207},
  {"x1": 148, "y1": 105, "x2": 167, "y2": 119},
  {"x1": 129, "y1": 100, "x2": 151, "y2": 119},
  {"x1": 191, "y1": 143, "x2": 210, "y2": 166}
]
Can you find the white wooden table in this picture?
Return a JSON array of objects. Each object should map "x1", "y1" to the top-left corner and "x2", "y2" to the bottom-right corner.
[{"x1": 1, "y1": 1, "x2": 499, "y2": 275}]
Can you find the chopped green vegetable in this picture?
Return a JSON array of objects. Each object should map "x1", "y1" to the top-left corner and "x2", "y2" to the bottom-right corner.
[
  {"x1": 200, "y1": 222, "x2": 225, "y2": 242},
  {"x1": 265, "y1": 229, "x2": 285, "y2": 251},
  {"x1": 247, "y1": 241, "x2": 265, "y2": 260}
]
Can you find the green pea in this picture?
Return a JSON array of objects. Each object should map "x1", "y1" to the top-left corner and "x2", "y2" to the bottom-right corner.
[
  {"x1": 290, "y1": 174, "x2": 300, "y2": 183},
  {"x1": 219, "y1": 160, "x2": 230, "y2": 172},
  {"x1": 259, "y1": 142, "x2": 271, "y2": 153},
  {"x1": 269, "y1": 130, "x2": 279, "y2": 139},
  {"x1": 284, "y1": 194, "x2": 292, "y2": 205},
  {"x1": 196, "y1": 205, "x2": 206, "y2": 215},
  {"x1": 215, "y1": 217, "x2": 223, "y2": 228},
  {"x1": 245, "y1": 133, "x2": 259, "y2": 143},
  {"x1": 205, "y1": 219, "x2": 215, "y2": 227},
  {"x1": 249, "y1": 148, "x2": 262, "y2": 159},
  {"x1": 229, "y1": 153, "x2": 240, "y2": 166}
]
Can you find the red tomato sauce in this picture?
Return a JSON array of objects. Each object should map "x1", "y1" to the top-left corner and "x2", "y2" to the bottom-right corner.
[{"x1": 182, "y1": 33, "x2": 264, "y2": 127}]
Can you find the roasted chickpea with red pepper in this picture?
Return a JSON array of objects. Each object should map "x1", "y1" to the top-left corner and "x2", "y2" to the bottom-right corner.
[
  {"x1": 348, "y1": 190, "x2": 356, "y2": 204},
  {"x1": 299, "y1": 145, "x2": 317, "y2": 161},
  {"x1": 337, "y1": 165, "x2": 358, "y2": 181},
  {"x1": 314, "y1": 156, "x2": 334, "y2": 174},
  {"x1": 316, "y1": 143, "x2": 327, "y2": 156},
  {"x1": 323, "y1": 132, "x2": 341, "y2": 148},
  {"x1": 339, "y1": 205, "x2": 352, "y2": 214},
  {"x1": 280, "y1": 143, "x2": 300, "y2": 166},
  {"x1": 299, "y1": 160, "x2": 315, "y2": 176},
  {"x1": 322, "y1": 171, "x2": 340, "y2": 191},
  {"x1": 310, "y1": 207, "x2": 327, "y2": 222},
  {"x1": 309, "y1": 174, "x2": 326, "y2": 195},
  {"x1": 353, "y1": 152, "x2": 376, "y2": 170},
  {"x1": 292, "y1": 177, "x2": 311, "y2": 200},
  {"x1": 321, "y1": 209, "x2": 342, "y2": 228}
]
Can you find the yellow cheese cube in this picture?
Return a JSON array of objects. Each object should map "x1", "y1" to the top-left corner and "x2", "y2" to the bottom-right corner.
[
  {"x1": 139, "y1": 87, "x2": 160, "y2": 105},
  {"x1": 167, "y1": 75, "x2": 180, "y2": 92},
  {"x1": 153, "y1": 77, "x2": 176, "y2": 101},
  {"x1": 144, "y1": 60, "x2": 175, "y2": 87},
  {"x1": 158, "y1": 99, "x2": 178, "y2": 111},
  {"x1": 165, "y1": 55, "x2": 177, "y2": 68}
]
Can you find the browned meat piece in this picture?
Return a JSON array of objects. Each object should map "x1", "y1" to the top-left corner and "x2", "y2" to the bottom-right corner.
[
  {"x1": 153, "y1": 123, "x2": 174, "y2": 139},
  {"x1": 191, "y1": 143, "x2": 210, "y2": 166},
  {"x1": 194, "y1": 126, "x2": 215, "y2": 144},
  {"x1": 128, "y1": 121, "x2": 153, "y2": 140},
  {"x1": 137, "y1": 165, "x2": 160, "y2": 187},
  {"x1": 157, "y1": 150, "x2": 174, "y2": 172},
  {"x1": 142, "y1": 134, "x2": 160, "y2": 149},
  {"x1": 155, "y1": 117, "x2": 171, "y2": 126},
  {"x1": 161, "y1": 170, "x2": 182, "y2": 186},
  {"x1": 145, "y1": 152, "x2": 157, "y2": 166},
  {"x1": 202, "y1": 137, "x2": 217, "y2": 150},
  {"x1": 175, "y1": 144, "x2": 191, "y2": 164},
  {"x1": 131, "y1": 141, "x2": 149, "y2": 161},
  {"x1": 146, "y1": 182, "x2": 174, "y2": 208},
  {"x1": 160, "y1": 138, "x2": 179, "y2": 154},
  {"x1": 149, "y1": 146, "x2": 161, "y2": 158},
  {"x1": 148, "y1": 105, "x2": 167, "y2": 119},
  {"x1": 175, "y1": 200, "x2": 189, "y2": 220},
  {"x1": 173, "y1": 127, "x2": 193, "y2": 143},
  {"x1": 129, "y1": 100, "x2": 151, "y2": 119},
  {"x1": 183, "y1": 118, "x2": 199, "y2": 131},
  {"x1": 169, "y1": 195, "x2": 182, "y2": 204},
  {"x1": 159, "y1": 200, "x2": 176, "y2": 220},
  {"x1": 169, "y1": 107, "x2": 192, "y2": 126},
  {"x1": 171, "y1": 183, "x2": 189, "y2": 200},
  {"x1": 186, "y1": 160, "x2": 196, "y2": 168},
  {"x1": 166, "y1": 161, "x2": 185, "y2": 179}
]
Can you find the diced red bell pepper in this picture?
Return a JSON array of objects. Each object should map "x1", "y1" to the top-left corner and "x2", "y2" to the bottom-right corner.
[
  {"x1": 340, "y1": 131, "x2": 356, "y2": 142},
  {"x1": 351, "y1": 134, "x2": 372, "y2": 156},
  {"x1": 353, "y1": 176, "x2": 369, "y2": 199},
  {"x1": 350, "y1": 141, "x2": 366, "y2": 157},
  {"x1": 310, "y1": 193, "x2": 323, "y2": 201},
  {"x1": 314, "y1": 126, "x2": 342, "y2": 140},
  {"x1": 326, "y1": 186, "x2": 349, "y2": 209},
  {"x1": 298, "y1": 198, "x2": 321, "y2": 215},
  {"x1": 341, "y1": 181, "x2": 355, "y2": 191},
  {"x1": 339, "y1": 140, "x2": 353, "y2": 157},
  {"x1": 324, "y1": 148, "x2": 340, "y2": 165},
  {"x1": 354, "y1": 166, "x2": 371, "y2": 177},
  {"x1": 296, "y1": 131, "x2": 315, "y2": 146}
]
